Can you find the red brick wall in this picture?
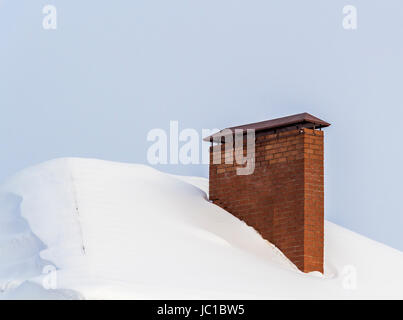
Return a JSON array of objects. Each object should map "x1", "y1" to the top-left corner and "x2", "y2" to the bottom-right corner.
[{"x1": 209, "y1": 128, "x2": 324, "y2": 273}]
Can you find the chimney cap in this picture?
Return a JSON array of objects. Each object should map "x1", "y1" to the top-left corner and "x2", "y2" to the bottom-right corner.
[{"x1": 203, "y1": 112, "x2": 330, "y2": 142}]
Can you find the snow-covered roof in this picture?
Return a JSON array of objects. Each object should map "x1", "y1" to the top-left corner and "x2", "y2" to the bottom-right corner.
[{"x1": 1, "y1": 158, "x2": 402, "y2": 299}]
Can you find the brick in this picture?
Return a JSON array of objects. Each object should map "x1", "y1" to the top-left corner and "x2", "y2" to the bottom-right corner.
[{"x1": 209, "y1": 128, "x2": 325, "y2": 273}]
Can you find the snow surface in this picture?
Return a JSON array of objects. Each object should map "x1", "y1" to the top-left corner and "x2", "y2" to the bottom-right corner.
[{"x1": 0, "y1": 158, "x2": 403, "y2": 299}]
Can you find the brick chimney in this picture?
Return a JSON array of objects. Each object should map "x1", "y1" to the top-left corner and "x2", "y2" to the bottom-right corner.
[{"x1": 204, "y1": 113, "x2": 330, "y2": 273}]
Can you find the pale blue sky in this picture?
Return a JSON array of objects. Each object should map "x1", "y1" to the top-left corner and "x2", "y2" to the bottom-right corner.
[{"x1": 1, "y1": 1, "x2": 403, "y2": 251}]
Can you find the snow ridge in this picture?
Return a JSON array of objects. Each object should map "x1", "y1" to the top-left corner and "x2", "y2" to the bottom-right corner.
[
  {"x1": 0, "y1": 158, "x2": 402, "y2": 299},
  {"x1": 68, "y1": 161, "x2": 86, "y2": 256}
]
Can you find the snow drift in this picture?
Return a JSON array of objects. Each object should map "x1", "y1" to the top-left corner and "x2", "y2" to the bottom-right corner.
[{"x1": 0, "y1": 158, "x2": 402, "y2": 299}]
